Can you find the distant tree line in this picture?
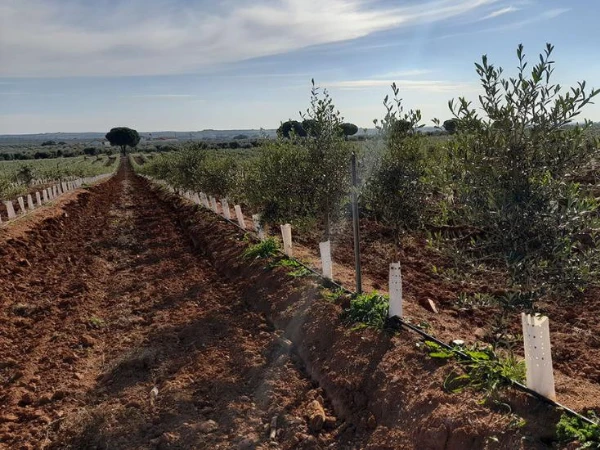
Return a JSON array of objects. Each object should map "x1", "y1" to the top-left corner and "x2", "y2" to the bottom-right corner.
[{"x1": 277, "y1": 119, "x2": 360, "y2": 139}]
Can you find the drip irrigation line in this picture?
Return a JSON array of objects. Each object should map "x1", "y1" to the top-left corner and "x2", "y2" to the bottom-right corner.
[
  {"x1": 149, "y1": 177, "x2": 599, "y2": 429},
  {"x1": 396, "y1": 318, "x2": 597, "y2": 426}
]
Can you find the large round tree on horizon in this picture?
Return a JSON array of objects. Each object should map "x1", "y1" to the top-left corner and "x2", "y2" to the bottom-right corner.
[{"x1": 105, "y1": 127, "x2": 140, "y2": 155}]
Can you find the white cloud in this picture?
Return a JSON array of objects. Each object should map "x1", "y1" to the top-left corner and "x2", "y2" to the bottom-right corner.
[
  {"x1": 0, "y1": 0, "x2": 500, "y2": 77},
  {"x1": 439, "y1": 7, "x2": 570, "y2": 39},
  {"x1": 372, "y1": 69, "x2": 434, "y2": 78},
  {"x1": 326, "y1": 79, "x2": 478, "y2": 93},
  {"x1": 126, "y1": 94, "x2": 198, "y2": 99},
  {"x1": 477, "y1": 6, "x2": 520, "y2": 21}
]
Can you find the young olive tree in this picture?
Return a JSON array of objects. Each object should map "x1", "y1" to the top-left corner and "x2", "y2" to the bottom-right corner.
[
  {"x1": 363, "y1": 83, "x2": 430, "y2": 236},
  {"x1": 300, "y1": 79, "x2": 353, "y2": 240},
  {"x1": 444, "y1": 43, "x2": 600, "y2": 299}
]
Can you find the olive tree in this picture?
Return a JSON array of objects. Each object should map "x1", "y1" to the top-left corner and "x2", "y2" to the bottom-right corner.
[{"x1": 445, "y1": 43, "x2": 600, "y2": 299}]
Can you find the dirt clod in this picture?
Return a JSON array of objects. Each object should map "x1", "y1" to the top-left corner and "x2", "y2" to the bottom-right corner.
[
  {"x1": 198, "y1": 419, "x2": 219, "y2": 434},
  {"x1": 306, "y1": 399, "x2": 326, "y2": 432}
]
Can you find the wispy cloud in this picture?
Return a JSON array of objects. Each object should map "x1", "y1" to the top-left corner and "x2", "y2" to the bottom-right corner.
[
  {"x1": 477, "y1": 6, "x2": 520, "y2": 21},
  {"x1": 326, "y1": 79, "x2": 477, "y2": 93},
  {"x1": 372, "y1": 69, "x2": 433, "y2": 78},
  {"x1": 439, "y1": 7, "x2": 570, "y2": 39},
  {"x1": 0, "y1": 0, "x2": 500, "y2": 77},
  {"x1": 126, "y1": 94, "x2": 198, "y2": 99}
]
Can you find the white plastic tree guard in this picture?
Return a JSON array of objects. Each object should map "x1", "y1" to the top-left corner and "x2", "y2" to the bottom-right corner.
[
  {"x1": 210, "y1": 197, "x2": 219, "y2": 214},
  {"x1": 221, "y1": 198, "x2": 231, "y2": 220},
  {"x1": 17, "y1": 197, "x2": 26, "y2": 214},
  {"x1": 252, "y1": 214, "x2": 264, "y2": 240},
  {"x1": 35, "y1": 192, "x2": 42, "y2": 207},
  {"x1": 48, "y1": 187, "x2": 53, "y2": 200},
  {"x1": 319, "y1": 240, "x2": 333, "y2": 280},
  {"x1": 192, "y1": 193, "x2": 201, "y2": 205},
  {"x1": 27, "y1": 194, "x2": 35, "y2": 211},
  {"x1": 280, "y1": 224, "x2": 293, "y2": 257},
  {"x1": 4, "y1": 201, "x2": 16, "y2": 219},
  {"x1": 522, "y1": 313, "x2": 556, "y2": 401},
  {"x1": 234, "y1": 205, "x2": 246, "y2": 229},
  {"x1": 388, "y1": 262, "x2": 403, "y2": 318},
  {"x1": 200, "y1": 193, "x2": 210, "y2": 209}
]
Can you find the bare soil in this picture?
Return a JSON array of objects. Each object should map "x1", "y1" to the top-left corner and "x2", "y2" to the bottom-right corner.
[{"x1": 0, "y1": 161, "x2": 592, "y2": 449}]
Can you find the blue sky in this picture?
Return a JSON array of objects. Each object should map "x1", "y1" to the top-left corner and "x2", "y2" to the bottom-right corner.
[{"x1": 0, "y1": 0, "x2": 599, "y2": 134}]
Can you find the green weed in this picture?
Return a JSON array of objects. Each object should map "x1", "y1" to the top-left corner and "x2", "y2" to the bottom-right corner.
[
  {"x1": 424, "y1": 341, "x2": 525, "y2": 399},
  {"x1": 343, "y1": 291, "x2": 389, "y2": 330},
  {"x1": 322, "y1": 287, "x2": 347, "y2": 303},
  {"x1": 556, "y1": 412, "x2": 600, "y2": 449},
  {"x1": 88, "y1": 316, "x2": 106, "y2": 328},
  {"x1": 456, "y1": 292, "x2": 496, "y2": 309},
  {"x1": 274, "y1": 258, "x2": 312, "y2": 278},
  {"x1": 242, "y1": 237, "x2": 280, "y2": 260}
]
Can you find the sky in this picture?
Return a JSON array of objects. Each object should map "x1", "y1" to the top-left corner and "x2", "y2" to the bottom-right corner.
[{"x1": 0, "y1": 0, "x2": 599, "y2": 134}]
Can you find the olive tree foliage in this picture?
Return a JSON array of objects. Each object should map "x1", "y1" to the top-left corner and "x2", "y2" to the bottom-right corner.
[
  {"x1": 244, "y1": 141, "x2": 316, "y2": 227},
  {"x1": 363, "y1": 83, "x2": 430, "y2": 236},
  {"x1": 105, "y1": 127, "x2": 140, "y2": 155},
  {"x1": 301, "y1": 79, "x2": 354, "y2": 239},
  {"x1": 246, "y1": 80, "x2": 353, "y2": 238},
  {"x1": 139, "y1": 145, "x2": 240, "y2": 200},
  {"x1": 441, "y1": 43, "x2": 600, "y2": 299}
]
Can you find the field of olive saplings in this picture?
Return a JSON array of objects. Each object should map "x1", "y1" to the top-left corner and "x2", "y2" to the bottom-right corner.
[{"x1": 1, "y1": 45, "x2": 600, "y2": 449}]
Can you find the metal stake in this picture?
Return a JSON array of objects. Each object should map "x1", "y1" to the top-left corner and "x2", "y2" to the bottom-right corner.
[{"x1": 351, "y1": 152, "x2": 362, "y2": 294}]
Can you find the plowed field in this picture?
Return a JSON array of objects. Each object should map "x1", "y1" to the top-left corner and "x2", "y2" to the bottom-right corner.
[{"x1": 0, "y1": 160, "x2": 593, "y2": 449}]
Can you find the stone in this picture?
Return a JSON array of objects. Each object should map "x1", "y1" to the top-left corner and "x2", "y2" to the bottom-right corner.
[
  {"x1": 324, "y1": 416, "x2": 337, "y2": 429},
  {"x1": 305, "y1": 400, "x2": 325, "y2": 432},
  {"x1": 474, "y1": 327, "x2": 486, "y2": 339},
  {"x1": 198, "y1": 419, "x2": 218, "y2": 434},
  {"x1": 237, "y1": 437, "x2": 256, "y2": 450},
  {"x1": 80, "y1": 334, "x2": 96, "y2": 347}
]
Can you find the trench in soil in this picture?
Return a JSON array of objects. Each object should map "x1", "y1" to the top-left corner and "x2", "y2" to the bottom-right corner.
[{"x1": 0, "y1": 160, "x2": 582, "y2": 449}]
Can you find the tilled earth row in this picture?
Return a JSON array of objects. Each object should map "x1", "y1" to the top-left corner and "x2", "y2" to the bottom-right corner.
[{"x1": 0, "y1": 162, "x2": 347, "y2": 449}]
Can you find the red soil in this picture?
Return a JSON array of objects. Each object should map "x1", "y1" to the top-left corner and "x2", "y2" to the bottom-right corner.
[{"x1": 0, "y1": 161, "x2": 592, "y2": 449}]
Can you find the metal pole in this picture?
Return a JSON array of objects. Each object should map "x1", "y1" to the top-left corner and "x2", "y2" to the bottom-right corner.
[{"x1": 351, "y1": 152, "x2": 362, "y2": 294}]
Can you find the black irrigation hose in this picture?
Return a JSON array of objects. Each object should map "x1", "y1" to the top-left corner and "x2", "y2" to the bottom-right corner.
[{"x1": 159, "y1": 180, "x2": 599, "y2": 429}]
